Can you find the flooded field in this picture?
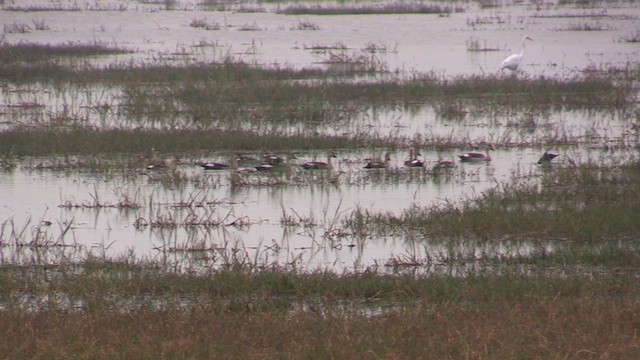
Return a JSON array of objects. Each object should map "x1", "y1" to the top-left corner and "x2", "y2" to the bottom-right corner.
[
  {"x1": 1, "y1": 0, "x2": 639, "y2": 273},
  {"x1": 3, "y1": 1, "x2": 640, "y2": 357}
]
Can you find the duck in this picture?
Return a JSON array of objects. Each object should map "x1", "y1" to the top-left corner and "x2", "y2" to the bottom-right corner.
[
  {"x1": 235, "y1": 153, "x2": 258, "y2": 165},
  {"x1": 301, "y1": 152, "x2": 337, "y2": 170},
  {"x1": 196, "y1": 154, "x2": 235, "y2": 170},
  {"x1": 458, "y1": 144, "x2": 494, "y2": 162},
  {"x1": 198, "y1": 161, "x2": 229, "y2": 170},
  {"x1": 404, "y1": 149, "x2": 424, "y2": 168},
  {"x1": 256, "y1": 153, "x2": 297, "y2": 172},
  {"x1": 263, "y1": 152, "x2": 285, "y2": 166},
  {"x1": 146, "y1": 159, "x2": 175, "y2": 171},
  {"x1": 146, "y1": 153, "x2": 178, "y2": 171},
  {"x1": 434, "y1": 158, "x2": 456, "y2": 169},
  {"x1": 537, "y1": 151, "x2": 559, "y2": 165},
  {"x1": 364, "y1": 152, "x2": 391, "y2": 169},
  {"x1": 145, "y1": 147, "x2": 174, "y2": 170}
]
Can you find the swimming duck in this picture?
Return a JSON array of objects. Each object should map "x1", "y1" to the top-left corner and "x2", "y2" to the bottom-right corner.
[
  {"x1": 198, "y1": 161, "x2": 229, "y2": 170},
  {"x1": 365, "y1": 152, "x2": 391, "y2": 169},
  {"x1": 404, "y1": 149, "x2": 424, "y2": 167},
  {"x1": 302, "y1": 152, "x2": 336, "y2": 170},
  {"x1": 458, "y1": 144, "x2": 494, "y2": 162},
  {"x1": 196, "y1": 154, "x2": 235, "y2": 170},
  {"x1": 256, "y1": 153, "x2": 297, "y2": 172},
  {"x1": 434, "y1": 159, "x2": 456, "y2": 169},
  {"x1": 145, "y1": 147, "x2": 176, "y2": 170},
  {"x1": 235, "y1": 153, "x2": 258, "y2": 164},
  {"x1": 537, "y1": 151, "x2": 559, "y2": 164},
  {"x1": 263, "y1": 152, "x2": 285, "y2": 165},
  {"x1": 147, "y1": 160, "x2": 175, "y2": 171}
]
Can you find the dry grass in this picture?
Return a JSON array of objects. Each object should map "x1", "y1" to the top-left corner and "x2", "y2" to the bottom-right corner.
[{"x1": 0, "y1": 273, "x2": 638, "y2": 359}]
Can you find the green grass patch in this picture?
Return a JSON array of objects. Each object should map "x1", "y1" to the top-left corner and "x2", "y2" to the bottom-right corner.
[
  {"x1": 0, "y1": 128, "x2": 380, "y2": 156},
  {"x1": 343, "y1": 159, "x2": 640, "y2": 266},
  {"x1": 0, "y1": 42, "x2": 131, "y2": 64},
  {"x1": 1, "y1": 261, "x2": 640, "y2": 358},
  {"x1": 278, "y1": 3, "x2": 464, "y2": 15}
]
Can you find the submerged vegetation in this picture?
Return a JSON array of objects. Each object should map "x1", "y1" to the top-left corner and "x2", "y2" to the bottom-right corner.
[
  {"x1": 3, "y1": 159, "x2": 640, "y2": 357},
  {"x1": 344, "y1": 159, "x2": 640, "y2": 257}
]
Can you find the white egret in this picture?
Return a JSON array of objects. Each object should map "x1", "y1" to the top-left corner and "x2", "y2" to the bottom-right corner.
[{"x1": 501, "y1": 35, "x2": 533, "y2": 71}]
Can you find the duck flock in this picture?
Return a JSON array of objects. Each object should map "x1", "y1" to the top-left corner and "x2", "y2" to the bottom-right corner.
[{"x1": 146, "y1": 144, "x2": 560, "y2": 174}]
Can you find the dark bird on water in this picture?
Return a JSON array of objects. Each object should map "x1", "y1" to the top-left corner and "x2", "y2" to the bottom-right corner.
[
  {"x1": 302, "y1": 152, "x2": 337, "y2": 170},
  {"x1": 458, "y1": 143, "x2": 494, "y2": 162},
  {"x1": 537, "y1": 151, "x2": 559, "y2": 164},
  {"x1": 364, "y1": 152, "x2": 391, "y2": 169}
]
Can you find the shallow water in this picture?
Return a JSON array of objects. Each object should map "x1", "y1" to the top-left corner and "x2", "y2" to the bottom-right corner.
[{"x1": 1, "y1": 0, "x2": 639, "y2": 272}]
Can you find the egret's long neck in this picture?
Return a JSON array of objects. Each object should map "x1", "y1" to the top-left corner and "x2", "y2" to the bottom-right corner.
[{"x1": 520, "y1": 38, "x2": 527, "y2": 57}]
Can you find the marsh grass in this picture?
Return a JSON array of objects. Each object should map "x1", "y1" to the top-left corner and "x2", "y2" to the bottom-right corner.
[
  {"x1": 1, "y1": 60, "x2": 633, "y2": 132},
  {"x1": 1, "y1": 260, "x2": 640, "y2": 358},
  {"x1": 555, "y1": 21, "x2": 612, "y2": 31},
  {"x1": 189, "y1": 17, "x2": 221, "y2": 30},
  {"x1": 118, "y1": 66, "x2": 633, "y2": 129},
  {"x1": 343, "y1": 158, "x2": 640, "y2": 265},
  {"x1": 0, "y1": 128, "x2": 372, "y2": 157},
  {"x1": 58, "y1": 185, "x2": 141, "y2": 210},
  {"x1": 291, "y1": 19, "x2": 320, "y2": 31},
  {"x1": 0, "y1": 42, "x2": 131, "y2": 65},
  {"x1": 619, "y1": 29, "x2": 640, "y2": 43},
  {"x1": 465, "y1": 37, "x2": 502, "y2": 52},
  {"x1": 278, "y1": 3, "x2": 464, "y2": 15}
]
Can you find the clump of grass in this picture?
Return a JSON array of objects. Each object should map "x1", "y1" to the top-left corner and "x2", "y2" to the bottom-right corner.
[
  {"x1": 619, "y1": 29, "x2": 640, "y2": 43},
  {"x1": 279, "y1": 3, "x2": 464, "y2": 15},
  {"x1": 555, "y1": 21, "x2": 611, "y2": 31},
  {"x1": 303, "y1": 42, "x2": 348, "y2": 52},
  {"x1": 0, "y1": 42, "x2": 131, "y2": 65},
  {"x1": 291, "y1": 19, "x2": 320, "y2": 31},
  {"x1": 32, "y1": 17, "x2": 50, "y2": 31},
  {"x1": 58, "y1": 186, "x2": 141, "y2": 209},
  {"x1": 465, "y1": 37, "x2": 502, "y2": 52},
  {"x1": 189, "y1": 17, "x2": 221, "y2": 30},
  {"x1": 466, "y1": 14, "x2": 506, "y2": 27},
  {"x1": 319, "y1": 50, "x2": 387, "y2": 73},
  {"x1": 3, "y1": 22, "x2": 31, "y2": 34},
  {"x1": 238, "y1": 22, "x2": 262, "y2": 31}
]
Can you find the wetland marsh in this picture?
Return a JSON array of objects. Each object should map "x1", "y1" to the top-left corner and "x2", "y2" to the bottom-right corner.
[{"x1": 1, "y1": 0, "x2": 640, "y2": 357}]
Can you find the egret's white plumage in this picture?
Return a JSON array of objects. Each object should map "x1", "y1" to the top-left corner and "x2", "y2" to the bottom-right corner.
[{"x1": 501, "y1": 35, "x2": 533, "y2": 71}]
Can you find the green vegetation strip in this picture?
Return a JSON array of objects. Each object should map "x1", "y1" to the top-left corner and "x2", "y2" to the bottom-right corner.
[
  {"x1": 0, "y1": 42, "x2": 131, "y2": 64},
  {"x1": 0, "y1": 263, "x2": 639, "y2": 358},
  {"x1": 278, "y1": 3, "x2": 463, "y2": 15},
  {"x1": 344, "y1": 159, "x2": 640, "y2": 260},
  {"x1": 0, "y1": 128, "x2": 375, "y2": 156}
]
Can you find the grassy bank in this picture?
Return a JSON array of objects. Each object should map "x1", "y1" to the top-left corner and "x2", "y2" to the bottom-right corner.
[{"x1": 0, "y1": 262, "x2": 639, "y2": 358}]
